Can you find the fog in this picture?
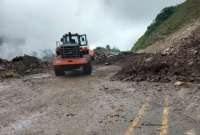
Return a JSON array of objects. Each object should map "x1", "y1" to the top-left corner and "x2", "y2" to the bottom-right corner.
[{"x1": 1, "y1": 0, "x2": 185, "y2": 59}]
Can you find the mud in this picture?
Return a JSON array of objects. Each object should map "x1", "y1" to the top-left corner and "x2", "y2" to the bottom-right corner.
[{"x1": 0, "y1": 65, "x2": 199, "y2": 135}]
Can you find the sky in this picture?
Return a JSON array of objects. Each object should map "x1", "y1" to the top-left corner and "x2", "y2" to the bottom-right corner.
[{"x1": 0, "y1": 0, "x2": 185, "y2": 59}]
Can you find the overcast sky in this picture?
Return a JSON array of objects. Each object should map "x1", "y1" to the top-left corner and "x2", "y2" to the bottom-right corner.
[{"x1": 1, "y1": 0, "x2": 185, "y2": 59}]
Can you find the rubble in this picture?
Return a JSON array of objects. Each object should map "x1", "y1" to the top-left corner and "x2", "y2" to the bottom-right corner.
[
  {"x1": 113, "y1": 28, "x2": 200, "y2": 83},
  {"x1": 174, "y1": 81, "x2": 185, "y2": 86},
  {"x1": 94, "y1": 46, "x2": 121, "y2": 64},
  {"x1": 94, "y1": 47, "x2": 109, "y2": 64},
  {"x1": 0, "y1": 55, "x2": 50, "y2": 79}
]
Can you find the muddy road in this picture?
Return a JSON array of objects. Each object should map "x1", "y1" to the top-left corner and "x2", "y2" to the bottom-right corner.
[{"x1": 0, "y1": 65, "x2": 199, "y2": 135}]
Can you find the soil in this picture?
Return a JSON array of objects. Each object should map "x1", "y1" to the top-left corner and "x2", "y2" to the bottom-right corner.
[
  {"x1": 0, "y1": 55, "x2": 50, "y2": 79},
  {"x1": 113, "y1": 27, "x2": 200, "y2": 83}
]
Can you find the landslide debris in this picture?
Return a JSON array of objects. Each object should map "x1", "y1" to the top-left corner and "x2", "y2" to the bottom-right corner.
[
  {"x1": 113, "y1": 28, "x2": 200, "y2": 83},
  {"x1": 0, "y1": 55, "x2": 49, "y2": 79},
  {"x1": 94, "y1": 46, "x2": 120, "y2": 64}
]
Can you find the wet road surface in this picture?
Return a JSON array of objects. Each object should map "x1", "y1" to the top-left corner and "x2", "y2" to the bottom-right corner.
[{"x1": 0, "y1": 65, "x2": 199, "y2": 135}]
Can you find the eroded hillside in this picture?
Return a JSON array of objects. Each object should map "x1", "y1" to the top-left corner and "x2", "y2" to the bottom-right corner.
[{"x1": 132, "y1": 0, "x2": 200, "y2": 52}]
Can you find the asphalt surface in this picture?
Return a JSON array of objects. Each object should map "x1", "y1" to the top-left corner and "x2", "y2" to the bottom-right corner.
[{"x1": 0, "y1": 65, "x2": 199, "y2": 135}]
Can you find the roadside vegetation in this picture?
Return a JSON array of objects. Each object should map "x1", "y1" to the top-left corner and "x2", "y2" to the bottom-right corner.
[{"x1": 132, "y1": 0, "x2": 200, "y2": 52}]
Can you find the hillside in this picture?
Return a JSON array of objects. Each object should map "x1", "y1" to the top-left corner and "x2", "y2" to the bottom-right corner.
[{"x1": 132, "y1": 0, "x2": 200, "y2": 52}]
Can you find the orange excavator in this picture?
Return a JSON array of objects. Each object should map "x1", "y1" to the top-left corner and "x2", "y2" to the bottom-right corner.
[{"x1": 53, "y1": 32, "x2": 95, "y2": 76}]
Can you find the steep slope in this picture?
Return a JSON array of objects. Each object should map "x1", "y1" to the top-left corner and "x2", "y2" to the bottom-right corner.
[{"x1": 132, "y1": 0, "x2": 200, "y2": 52}]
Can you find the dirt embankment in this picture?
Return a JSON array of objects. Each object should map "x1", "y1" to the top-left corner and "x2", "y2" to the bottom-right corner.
[
  {"x1": 113, "y1": 27, "x2": 200, "y2": 83},
  {"x1": 0, "y1": 55, "x2": 50, "y2": 79}
]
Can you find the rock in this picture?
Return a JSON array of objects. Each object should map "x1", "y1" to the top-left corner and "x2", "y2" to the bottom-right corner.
[
  {"x1": 66, "y1": 113, "x2": 76, "y2": 117},
  {"x1": 162, "y1": 48, "x2": 170, "y2": 55},
  {"x1": 162, "y1": 47, "x2": 174, "y2": 55},
  {"x1": 191, "y1": 49, "x2": 198, "y2": 55},
  {"x1": 105, "y1": 62, "x2": 111, "y2": 65},
  {"x1": 174, "y1": 81, "x2": 185, "y2": 86},
  {"x1": 103, "y1": 85, "x2": 109, "y2": 90},
  {"x1": 188, "y1": 61, "x2": 194, "y2": 66},
  {"x1": 145, "y1": 57, "x2": 153, "y2": 63}
]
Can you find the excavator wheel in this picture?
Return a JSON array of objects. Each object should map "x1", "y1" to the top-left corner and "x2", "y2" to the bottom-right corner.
[
  {"x1": 83, "y1": 63, "x2": 92, "y2": 75},
  {"x1": 54, "y1": 69, "x2": 65, "y2": 76}
]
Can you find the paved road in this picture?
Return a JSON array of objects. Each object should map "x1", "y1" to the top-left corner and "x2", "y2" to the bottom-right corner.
[{"x1": 0, "y1": 65, "x2": 199, "y2": 135}]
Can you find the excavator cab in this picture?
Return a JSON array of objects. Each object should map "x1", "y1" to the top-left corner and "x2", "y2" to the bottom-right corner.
[
  {"x1": 60, "y1": 33, "x2": 87, "y2": 46},
  {"x1": 53, "y1": 32, "x2": 94, "y2": 76}
]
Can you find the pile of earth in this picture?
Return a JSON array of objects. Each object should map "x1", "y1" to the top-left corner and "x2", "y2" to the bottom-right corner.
[
  {"x1": 105, "y1": 52, "x2": 135, "y2": 65},
  {"x1": 93, "y1": 46, "x2": 121, "y2": 64},
  {"x1": 0, "y1": 55, "x2": 50, "y2": 79},
  {"x1": 94, "y1": 50, "x2": 132, "y2": 65},
  {"x1": 93, "y1": 47, "x2": 109, "y2": 64},
  {"x1": 113, "y1": 28, "x2": 200, "y2": 83}
]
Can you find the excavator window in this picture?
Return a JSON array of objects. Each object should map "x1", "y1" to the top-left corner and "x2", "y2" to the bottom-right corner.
[
  {"x1": 70, "y1": 36, "x2": 79, "y2": 44},
  {"x1": 60, "y1": 33, "x2": 88, "y2": 46},
  {"x1": 80, "y1": 35, "x2": 87, "y2": 46}
]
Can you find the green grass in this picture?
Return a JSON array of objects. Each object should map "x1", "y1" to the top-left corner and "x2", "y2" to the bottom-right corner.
[{"x1": 132, "y1": 0, "x2": 200, "y2": 52}]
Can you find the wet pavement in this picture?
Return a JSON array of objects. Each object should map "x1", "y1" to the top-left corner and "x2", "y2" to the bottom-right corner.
[{"x1": 0, "y1": 65, "x2": 199, "y2": 135}]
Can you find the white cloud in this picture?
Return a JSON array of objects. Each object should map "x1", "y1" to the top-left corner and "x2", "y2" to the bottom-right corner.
[{"x1": 0, "y1": 0, "x2": 185, "y2": 58}]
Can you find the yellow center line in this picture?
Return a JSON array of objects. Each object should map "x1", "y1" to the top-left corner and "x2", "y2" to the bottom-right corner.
[
  {"x1": 160, "y1": 97, "x2": 169, "y2": 135},
  {"x1": 123, "y1": 102, "x2": 149, "y2": 135}
]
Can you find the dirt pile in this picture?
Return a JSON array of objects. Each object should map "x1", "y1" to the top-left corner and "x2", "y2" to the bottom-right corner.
[
  {"x1": 94, "y1": 46, "x2": 121, "y2": 64},
  {"x1": 0, "y1": 55, "x2": 49, "y2": 79},
  {"x1": 113, "y1": 28, "x2": 200, "y2": 83},
  {"x1": 94, "y1": 48, "x2": 108, "y2": 64},
  {"x1": 94, "y1": 50, "x2": 133, "y2": 65},
  {"x1": 106, "y1": 52, "x2": 134, "y2": 64}
]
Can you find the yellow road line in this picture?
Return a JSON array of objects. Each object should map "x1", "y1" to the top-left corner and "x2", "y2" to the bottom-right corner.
[
  {"x1": 160, "y1": 97, "x2": 169, "y2": 135},
  {"x1": 123, "y1": 102, "x2": 149, "y2": 135}
]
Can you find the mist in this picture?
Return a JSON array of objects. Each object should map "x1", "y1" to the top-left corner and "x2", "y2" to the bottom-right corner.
[{"x1": 1, "y1": 0, "x2": 185, "y2": 59}]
